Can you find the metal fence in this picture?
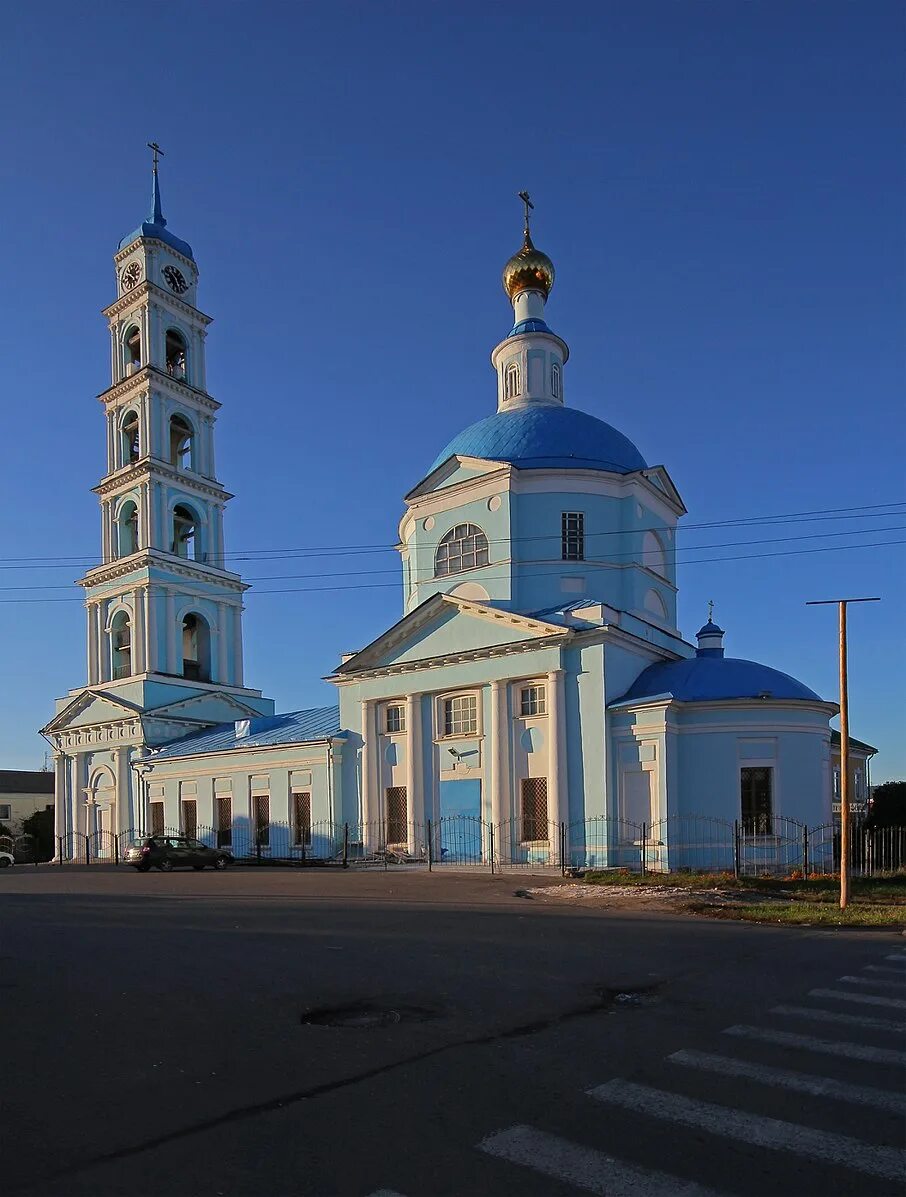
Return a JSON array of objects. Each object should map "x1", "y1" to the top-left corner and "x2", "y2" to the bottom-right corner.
[{"x1": 36, "y1": 815, "x2": 906, "y2": 877}]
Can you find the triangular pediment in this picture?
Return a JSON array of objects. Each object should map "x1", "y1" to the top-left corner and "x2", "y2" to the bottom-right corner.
[
  {"x1": 145, "y1": 691, "x2": 266, "y2": 723},
  {"x1": 332, "y1": 594, "x2": 570, "y2": 676},
  {"x1": 42, "y1": 689, "x2": 144, "y2": 734},
  {"x1": 404, "y1": 456, "x2": 510, "y2": 501},
  {"x1": 640, "y1": 466, "x2": 687, "y2": 514}
]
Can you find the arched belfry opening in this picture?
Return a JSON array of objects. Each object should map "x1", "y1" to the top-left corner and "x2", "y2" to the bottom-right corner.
[
  {"x1": 172, "y1": 504, "x2": 200, "y2": 560},
  {"x1": 117, "y1": 500, "x2": 139, "y2": 557},
  {"x1": 181, "y1": 612, "x2": 211, "y2": 681},
  {"x1": 110, "y1": 610, "x2": 132, "y2": 679},
  {"x1": 169, "y1": 414, "x2": 194, "y2": 470},
  {"x1": 124, "y1": 326, "x2": 142, "y2": 374},
  {"x1": 166, "y1": 329, "x2": 187, "y2": 380},
  {"x1": 120, "y1": 410, "x2": 140, "y2": 465}
]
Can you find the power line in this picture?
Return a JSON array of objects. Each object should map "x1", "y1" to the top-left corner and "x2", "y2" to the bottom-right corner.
[
  {"x1": 0, "y1": 536, "x2": 901, "y2": 604},
  {"x1": 0, "y1": 500, "x2": 903, "y2": 569},
  {"x1": 2, "y1": 522, "x2": 904, "y2": 592}
]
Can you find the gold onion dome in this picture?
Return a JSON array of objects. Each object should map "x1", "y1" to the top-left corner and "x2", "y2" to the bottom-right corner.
[{"x1": 502, "y1": 231, "x2": 555, "y2": 301}]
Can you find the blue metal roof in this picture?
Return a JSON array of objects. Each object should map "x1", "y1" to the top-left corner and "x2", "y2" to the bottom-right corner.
[
  {"x1": 430, "y1": 405, "x2": 648, "y2": 475},
  {"x1": 119, "y1": 168, "x2": 195, "y2": 260},
  {"x1": 149, "y1": 706, "x2": 341, "y2": 759},
  {"x1": 507, "y1": 318, "x2": 554, "y2": 338},
  {"x1": 613, "y1": 658, "x2": 822, "y2": 705},
  {"x1": 696, "y1": 620, "x2": 724, "y2": 637}
]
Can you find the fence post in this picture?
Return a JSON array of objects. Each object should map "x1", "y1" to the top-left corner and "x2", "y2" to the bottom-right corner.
[
  {"x1": 427, "y1": 819, "x2": 433, "y2": 872},
  {"x1": 733, "y1": 819, "x2": 740, "y2": 879},
  {"x1": 640, "y1": 822, "x2": 647, "y2": 876},
  {"x1": 489, "y1": 821, "x2": 494, "y2": 874},
  {"x1": 85, "y1": 835, "x2": 91, "y2": 866},
  {"x1": 114, "y1": 835, "x2": 120, "y2": 867},
  {"x1": 342, "y1": 823, "x2": 349, "y2": 869},
  {"x1": 802, "y1": 824, "x2": 809, "y2": 877},
  {"x1": 560, "y1": 822, "x2": 566, "y2": 876},
  {"x1": 33, "y1": 838, "x2": 39, "y2": 868},
  {"x1": 57, "y1": 836, "x2": 63, "y2": 865}
]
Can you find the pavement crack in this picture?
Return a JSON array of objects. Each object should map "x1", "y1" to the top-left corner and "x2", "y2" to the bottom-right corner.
[{"x1": 17, "y1": 996, "x2": 614, "y2": 1189}]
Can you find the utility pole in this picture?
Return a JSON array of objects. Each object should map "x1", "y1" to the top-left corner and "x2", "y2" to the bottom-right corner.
[{"x1": 806, "y1": 597, "x2": 880, "y2": 909}]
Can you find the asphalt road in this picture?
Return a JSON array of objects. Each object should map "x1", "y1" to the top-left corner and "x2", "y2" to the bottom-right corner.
[{"x1": 1, "y1": 866, "x2": 903, "y2": 1197}]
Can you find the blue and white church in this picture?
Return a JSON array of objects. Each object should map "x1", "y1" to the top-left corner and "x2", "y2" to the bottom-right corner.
[{"x1": 44, "y1": 169, "x2": 838, "y2": 865}]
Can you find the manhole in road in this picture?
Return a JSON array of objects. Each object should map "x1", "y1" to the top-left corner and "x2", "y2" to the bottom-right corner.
[{"x1": 301, "y1": 1002, "x2": 440, "y2": 1029}]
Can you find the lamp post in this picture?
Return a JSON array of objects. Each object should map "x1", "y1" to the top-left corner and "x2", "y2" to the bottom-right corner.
[{"x1": 806, "y1": 597, "x2": 880, "y2": 910}]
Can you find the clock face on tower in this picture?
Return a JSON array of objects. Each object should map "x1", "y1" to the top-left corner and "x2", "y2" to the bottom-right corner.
[
  {"x1": 162, "y1": 265, "x2": 189, "y2": 295},
  {"x1": 120, "y1": 261, "x2": 142, "y2": 292}
]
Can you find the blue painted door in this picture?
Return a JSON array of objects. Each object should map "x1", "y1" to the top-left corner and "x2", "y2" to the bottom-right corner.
[{"x1": 439, "y1": 778, "x2": 483, "y2": 862}]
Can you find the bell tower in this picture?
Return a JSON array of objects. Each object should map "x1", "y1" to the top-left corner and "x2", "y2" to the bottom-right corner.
[{"x1": 78, "y1": 147, "x2": 272, "y2": 708}]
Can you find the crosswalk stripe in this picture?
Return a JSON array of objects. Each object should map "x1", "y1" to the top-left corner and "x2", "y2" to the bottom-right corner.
[
  {"x1": 366, "y1": 1191, "x2": 407, "y2": 1196},
  {"x1": 771, "y1": 1003, "x2": 906, "y2": 1033},
  {"x1": 723, "y1": 1024, "x2": 906, "y2": 1065},
  {"x1": 863, "y1": 964, "x2": 906, "y2": 975},
  {"x1": 810, "y1": 986, "x2": 906, "y2": 1010},
  {"x1": 478, "y1": 1124, "x2": 725, "y2": 1196},
  {"x1": 839, "y1": 974, "x2": 906, "y2": 990},
  {"x1": 587, "y1": 1079, "x2": 906, "y2": 1180},
  {"x1": 669, "y1": 1048, "x2": 905, "y2": 1113}
]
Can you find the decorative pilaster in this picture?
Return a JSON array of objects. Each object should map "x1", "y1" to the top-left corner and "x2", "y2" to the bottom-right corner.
[
  {"x1": 53, "y1": 753, "x2": 68, "y2": 848},
  {"x1": 361, "y1": 699, "x2": 378, "y2": 846},
  {"x1": 405, "y1": 692, "x2": 423, "y2": 852},
  {"x1": 114, "y1": 746, "x2": 131, "y2": 834},
  {"x1": 490, "y1": 679, "x2": 509, "y2": 832},
  {"x1": 547, "y1": 669, "x2": 567, "y2": 838}
]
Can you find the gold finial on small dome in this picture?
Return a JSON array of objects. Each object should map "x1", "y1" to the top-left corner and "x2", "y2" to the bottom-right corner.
[{"x1": 502, "y1": 191, "x2": 555, "y2": 301}]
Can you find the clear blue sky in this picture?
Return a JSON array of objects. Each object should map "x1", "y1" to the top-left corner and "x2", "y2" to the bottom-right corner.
[{"x1": 1, "y1": 1, "x2": 903, "y2": 779}]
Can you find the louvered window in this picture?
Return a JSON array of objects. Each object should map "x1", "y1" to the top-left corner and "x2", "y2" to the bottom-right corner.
[
  {"x1": 216, "y1": 796, "x2": 232, "y2": 847},
  {"x1": 293, "y1": 791, "x2": 312, "y2": 846},
  {"x1": 181, "y1": 799, "x2": 197, "y2": 839},
  {"x1": 386, "y1": 787, "x2": 407, "y2": 845},
  {"x1": 253, "y1": 794, "x2": 270, "y2": 846},
  {"x1": 150, "y1": 801, "x2": 165, "y2": 836}
]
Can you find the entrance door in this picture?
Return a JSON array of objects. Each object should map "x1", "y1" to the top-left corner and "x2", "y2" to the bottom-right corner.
[{"x1": 439, "y1": 779, "x2": 482, "y2": 862}]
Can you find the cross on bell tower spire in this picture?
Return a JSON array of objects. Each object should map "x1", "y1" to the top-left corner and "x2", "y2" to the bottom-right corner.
[{"x1": 146, "y1": 141, "x2": 166, "y2": 226}]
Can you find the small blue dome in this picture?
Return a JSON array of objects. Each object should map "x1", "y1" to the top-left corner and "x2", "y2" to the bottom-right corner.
[
  {"x1": 430, "y1": 405, "x2": 648, "y2": 474},
  {"x1": 507, "y1": 318, "x2": 554, "y2": 337},
  {"x1": 617, "y1": 656, "x2": 823, "y2": 705},
  {"x1": 697, "y1": 619, "x2": 724, "y2": 637},
  {"x1": 119, "y1": 221, "x2": 194, "y2": 261}
]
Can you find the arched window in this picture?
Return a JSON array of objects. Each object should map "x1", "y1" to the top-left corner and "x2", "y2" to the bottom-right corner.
[
  {"x1": 172, "y1": 504, "x2": 199, "y2": 560},
  {"x1": 181, "y1": 613, "x2": 211, "y2": 681},
  {"x1": 110, "y1": 611, "x2": 132, "y2": 679},
  {"x1": 117, "y1": 500, "x2": 139, "y2": 557},
  {"x1": 124, "y1": 326, "x2": 142, "y2": 374},
  {"x1": 551, "y1": 361, "x2": 561, "y2": 399},
  {"x1": 165, "y1": 329, "x2": 187, "y2": 380},
  {"x1": 644, "y1": 588, "x2": 668, "y2": 621},
  {"x1": 120, "y1": 409, "x2": 140, "y2": 465},
  {"x1": 169, "y1": 414, "x2": 194, "y2": 470},
  {"x1": 435, "y1": 523, "x2": 489, "y2": 577},
  {"x1": 642, "y1": 530, "x2": 668, "y2": 578},
  {"x1": 504, "y1": 362, "x2": 520, "y2": 401}
]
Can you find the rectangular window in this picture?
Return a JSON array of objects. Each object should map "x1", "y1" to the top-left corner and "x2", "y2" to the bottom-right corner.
[
  {"x1": 520, "y1": 684, "x2": 547, "y2": 717},
  {"x1": 181, "y1": 799, "x2": 197, "y2": 840},
  {"x1": 386, "y1": 786, "x2": 408, "y2": 845},
  {"x1": 443, "y1": 694, "x2": 478, "y2": 737},
  {"x1": 253, "y1": 794, "x2": 270, "y2": 846},
  {"x1": 562, "y1": 511, "x2": 585, "y2": 561},
  {"x1": 149, "y1": 801, "x2": 165, "y2": 836},
  {"x1": 520, "y1": 778, "x2": 549, "y2": 843},
  {"x1": 0, "y1": 804, "x2": 11, "y2": 822},
  {"x1": 216, "y1": 796, "x2": 232, "y2": 848},
  {"x1": 292, "y1": 791, "x2": 312, "y2": 846},
  {"x1": 740, "y1": 766, "x2": 773, "y2": 836},
  {"x1": 385, "y1": 703, "x2": 406, "y2": 733}
]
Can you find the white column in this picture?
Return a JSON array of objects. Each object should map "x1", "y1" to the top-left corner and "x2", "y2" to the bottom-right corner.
[
  {"x1": 53, "y1": 753, "x2": 67, "y2": 853},
  {"x1": 98, "y1": 603, "x2": 110, "y2": 682},
  {"x1": 132, "y1": 588, "x2": 145, "y2": 673},
  {"x1": 72, "y1": 754, "x2": 89, "y2": 838},
  {"x1": 361, "y1": 699, "x2": 377, "y2": 847},
  {"x1": 217, "y1": 603, "x2": 229, "y2": 683},
  {"x1": 489, "y1": 680, "x2": 509, "y2": 864},
  {"x1": 166, "y1": 592, "x2": 177, "y2": 674},
  {"x1": 547, "y1": 669, "x2": 567, "y2": 853},
  {"x1": 405, "y1": 693, "x2": 423, "y2": 852},
  {"x1": 114, "y1": 746, "x2": 132, "y2": 835},
  {"x1": 87, "y1": 603, "x2": 98, "y2": 685},
  {"x1": 234, "y1": 603, "x2": 244, "y2": 685},
  {"x1": 146, "y1": 587, "x2": 157, "y2": 675}
]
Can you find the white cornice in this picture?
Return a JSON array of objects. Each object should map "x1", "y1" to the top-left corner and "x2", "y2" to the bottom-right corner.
[
  {"x1": 97, "y1": 367, "x2": 221, "y2": 413},
  {"x1": 79, "y1": 550, "x2": 247, "y2": 591},
  {"x1": 103, "y1": 278, "x2": 211, "y2": 324},
  {"x1": 329, "y1": 633, "x2": 569, "y2": 683},
  {"x1": 93, "y1": 458, "x2": 232, "y2": 502}
]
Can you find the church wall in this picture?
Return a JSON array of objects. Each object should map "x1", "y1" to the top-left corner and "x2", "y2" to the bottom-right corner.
[
  {"x1": 569, "y1": 642, "x2": 606, "y2": 821},
  {"x1": 405, "y1": 489, "x2": 513, "y2": 610}
]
